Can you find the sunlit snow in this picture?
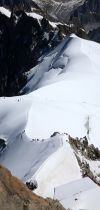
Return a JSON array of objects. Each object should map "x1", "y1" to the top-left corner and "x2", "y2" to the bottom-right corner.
[{"x1": 0, "y1": 35, "x2": 100, "y2": 209}]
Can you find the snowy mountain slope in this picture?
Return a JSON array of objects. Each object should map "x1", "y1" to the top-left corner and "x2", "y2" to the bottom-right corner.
[
  {"x1": 22, "y1": 35, "x2": 100, "y2": 93},
  {"x1": 0, "y1": 97, "x2": 31, "y2": 142},
  {"x1": 54, "y1": 177, "x2": 96, "y2": 201},
  {"x1": 0, "y1": 98, "x2": 81, "y2": 198},
  {"x1": 0, "y1": 107, "x2": 82, "y2": 199},
  {"x1": 0, "y1": 35, "x2": 100, "y2": 209},
  {"x1": 22, "y1": 35, "x2": 100, "y2": 147},
  {"x1": 54, "y1": 178, "x2": 100, "y2": 210},
  {"x1": 31, "y1": 136, "x2": 81, "y2": 198},
  {"x1": 72, "y1": 187, "x2": 100, "y2": 210},
  {"x1": 0, "y1": 128, "x2": 62, "y2": 181}
]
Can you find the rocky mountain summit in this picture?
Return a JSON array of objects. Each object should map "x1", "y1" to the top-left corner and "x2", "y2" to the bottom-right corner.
[{"x1": 0, "y1": 165, "x2": 65, "y2": 210}]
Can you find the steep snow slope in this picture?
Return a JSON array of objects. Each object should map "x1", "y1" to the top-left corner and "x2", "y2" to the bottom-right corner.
[
  {"x1": 23, "y1": 35, "x2": 100, "y2": 93},
  {"x1": 54, "y1": 178, "x2": 100, "y2": 210},
  {"x1": 0, "y1": 35, "x2": 100, "y2": 209},
  {"x1": 32, "y1": 136, "x2": 81, "y2": 198},
  {"x1": 0, "y1": 97, "x2": 30, "y2": 142},
  {"x1": 23, "y1": 35, "x2": 100, "y2": 147},
  {"x1": 0, "y1": 126, "x2": 62, "y2": 181}
]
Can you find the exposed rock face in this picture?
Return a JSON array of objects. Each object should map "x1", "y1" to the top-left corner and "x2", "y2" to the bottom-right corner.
[
  {"x1": 0, "y1": 0, "x2": 32, "y2": 10},
  {"x1": 0, "y1": 11, "x2": 61, "y2": 96},
  {"x1": 32, "y1": 0, "x2": 100, "y2": 42},
  {"x1": 32, "y1": 0, "x2": 100, "y2": 24},
  {"x1": 69, "y1": 136, "x2": 100, "y2": 186},
  {"x1": 69, "y1": 136, "x2": 100, "y2": 161},
  {"x1": 32, "y1": 0, "x2": 86, "y2": 22},
  {"x1": 0, "y1": 165, "x2": 65, "y2": 210},
  {"x1": 0, "y1": 139, "x2": 6, "y2": 154},
  {"x1": 70, "y1": 0, "x2": 100, "y2": 41}
]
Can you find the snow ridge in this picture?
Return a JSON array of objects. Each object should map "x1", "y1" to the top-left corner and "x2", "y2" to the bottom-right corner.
[{"x1": 0, "y1": 35, "x2": 100, "y2": 210}]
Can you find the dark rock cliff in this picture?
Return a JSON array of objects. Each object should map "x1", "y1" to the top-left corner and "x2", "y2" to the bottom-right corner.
[
  {"x1": 32, "y1": 0, "x2": 100, "y2": 42},
  {"x1": 0, "y1": 11, "x2": 61, "y2": 96}
]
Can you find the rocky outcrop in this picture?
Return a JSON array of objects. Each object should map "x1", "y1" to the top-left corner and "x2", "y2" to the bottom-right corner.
[
  {"x1": 69, "y1": 136, "x2": 100, "y2": 161},
  {"x1": 0, "y1": 139, "x2": 6, "y2": 154},
  {"x1": 32, "y1": 0, "x2": 100, "y2": 43},
  {"x1": 89, "y1": 27, "x2": 100, "y2": 43},
  {"x1": 32, "y1": 0, "x2": 100, "y2": 25},
  {"x1": 0, "y1": 165, "x2": 65, "y2": 210},
  {"x1": 69, "y1": 136, "x2": 100, "y2": 186},
  {"x1": 0, "y1": 0, "x2": 31, "y2": 11},
  {"x1": 0, "y1": 11, "x2": 61, "y2": 96}
]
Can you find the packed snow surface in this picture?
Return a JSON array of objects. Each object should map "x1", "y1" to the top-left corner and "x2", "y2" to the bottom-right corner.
[
  {"x1": 32, "y1": 136, "x2": 81, "y2": 198},
  {"x1": 54, "y1": 178, "x2": 100, "y2": 210},
  {"x1": 0, "y1": 35, "x2": 100, "y2": 209},
  {"x1": 23, "y1": 35, "x2": 100, "y2": 147},
  {"x1": 27, "y1": 11, "x2": 43, "y2": 20}
]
